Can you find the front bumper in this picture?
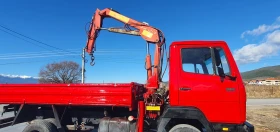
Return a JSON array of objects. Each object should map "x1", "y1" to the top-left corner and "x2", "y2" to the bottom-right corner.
[
  {"x1": 243, "y1": 121, "x2": 254, "y2": 132},
  {"x1": 212, "y1": 121, "x2": 255, "y2": 132}
]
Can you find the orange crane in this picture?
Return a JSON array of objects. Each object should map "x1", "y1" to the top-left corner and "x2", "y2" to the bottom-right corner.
[{"x1": 85, "y1": 8, "x2": 167, "y2": 108}]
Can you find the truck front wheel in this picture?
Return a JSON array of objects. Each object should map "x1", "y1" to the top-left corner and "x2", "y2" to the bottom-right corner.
[
  {"x1": 23, "y1": 120, "x2": 58, "y2": 132},
  {"x1": 169, "y1": 124, "x2": 201, "y2": 132}
]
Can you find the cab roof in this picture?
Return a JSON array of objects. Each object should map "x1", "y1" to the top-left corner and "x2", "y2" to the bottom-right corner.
[{"x1": 170, "y1": 40, "x2": 227, "y2": 47}]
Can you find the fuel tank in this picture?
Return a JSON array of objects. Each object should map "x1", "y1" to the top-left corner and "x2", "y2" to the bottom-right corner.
[{"x1": 98, "y1": 117, "x2": 136, "y2": 132}]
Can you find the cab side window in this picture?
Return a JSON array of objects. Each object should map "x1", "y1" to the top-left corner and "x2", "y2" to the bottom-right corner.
[
  {"x1": 181, "y1": 47, "x2": 214, "y2": 75},
  {"x1": 181, "y1": 47, "x2": 231, "y2": 76}
]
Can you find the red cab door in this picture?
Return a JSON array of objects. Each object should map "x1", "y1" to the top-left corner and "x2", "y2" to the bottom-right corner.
[{"x1": 177, "y1": 44, "x2": 241, "y2": 124}]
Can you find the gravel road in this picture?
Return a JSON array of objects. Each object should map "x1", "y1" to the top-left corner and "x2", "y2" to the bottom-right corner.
[
  {"x1": 247, "y1": 98, "x2": 280, "y2": 106},
  {"x1": 0, "y1": 105, "x2": 27, "y2": 132},
  {"x1": 1, "y1": 99, "x2": 280, "y2": 132}
]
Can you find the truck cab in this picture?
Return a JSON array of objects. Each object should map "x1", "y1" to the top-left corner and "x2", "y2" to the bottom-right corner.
[{"x1": 158, "y1": 40, "x2": 249, "y2": 132}]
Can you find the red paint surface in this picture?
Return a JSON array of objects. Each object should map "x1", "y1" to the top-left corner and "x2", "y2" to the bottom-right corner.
[
  {"x1": 0, "y1": 82, "x2": 144, "y2": 110},
  {"x1": 137, "y1": 101, "x2": 144, "y2": 132},
  {"x1": 169, "y1": 41, "x2": 246, "y2": 124}
]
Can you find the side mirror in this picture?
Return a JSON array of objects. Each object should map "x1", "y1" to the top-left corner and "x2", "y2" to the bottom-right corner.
[
  {"x1": 218, "y1": 67, "x2": 237, "y2": 81},
  {"x1": 230, "y1": 72, "x2": 237, "y2": 80},
  {"x1": 217, "y1": 67, "x2": 225, "y2": 77},
  {"x1": 231, "y1": 72, "x2": 237, "y2": 78}
]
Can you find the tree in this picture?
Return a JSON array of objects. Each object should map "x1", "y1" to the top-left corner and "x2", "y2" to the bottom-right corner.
[{"x1": 38, "y1": 61, "x2": 82, "y2": 84}]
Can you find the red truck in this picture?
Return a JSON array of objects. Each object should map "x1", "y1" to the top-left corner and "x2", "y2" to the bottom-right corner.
[{"x1": 0, "y1": 8, "x2": 254, "y2": 132}]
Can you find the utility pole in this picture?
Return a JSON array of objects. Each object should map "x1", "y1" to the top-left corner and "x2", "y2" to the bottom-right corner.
[{"x1": 82, "y1": 48, "x2": 86, "y2": 83}]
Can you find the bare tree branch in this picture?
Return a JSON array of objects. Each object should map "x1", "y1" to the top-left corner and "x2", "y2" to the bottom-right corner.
[{"x1": 38, "y1": 61, "x2": 82, "y2": 84}]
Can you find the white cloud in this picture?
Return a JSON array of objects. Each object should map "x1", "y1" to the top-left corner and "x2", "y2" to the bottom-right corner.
[
  {"x1": 241, "y1": 16, "x2": 280, "y2": 38},
  {"x1": 234, "y1": 30, "x2": 280, "y2": 64},
  {"x1": 0, "y1": 74, "x2": 38, "y2": 79},
  {"x1": 266, "y1": 30, "x2": 280, "y2": 44},
  {"x1": 277, "y1": 16, "x2": 280, "y2": 22},
  {"x1": 241, "y1": 24, "x2": 280, "y2": 38}
]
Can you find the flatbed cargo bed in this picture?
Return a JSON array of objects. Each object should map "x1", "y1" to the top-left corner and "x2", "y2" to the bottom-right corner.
[{"x1": 0, "y1": 82, "x2": 144, "y2": 110}]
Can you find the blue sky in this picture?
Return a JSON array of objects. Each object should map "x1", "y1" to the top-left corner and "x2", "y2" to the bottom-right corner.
[{"x1": 0, "y1": 0, "x2": 280, "y2": 83}]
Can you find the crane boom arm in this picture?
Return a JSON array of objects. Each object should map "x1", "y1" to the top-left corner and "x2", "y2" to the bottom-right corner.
[
  {"x1": 85, "y1": 8, "x2": 163, "y2": 54},
  {"x1": 85, "y1": 8, "x2": 166, "y2": 91}
]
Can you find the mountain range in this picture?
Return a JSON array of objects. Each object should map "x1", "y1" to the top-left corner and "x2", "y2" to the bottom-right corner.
[
  {"x1": 0, "y1": 74, "x2": 38, "y2": 84},
  {"x1": 241, "y1": 65, "x2": 280, "y2": 80}
]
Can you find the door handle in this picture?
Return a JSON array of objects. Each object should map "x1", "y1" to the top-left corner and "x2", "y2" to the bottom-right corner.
[
  {"x1": 226, "y1": 88, "x2": 235, "y2": 92},
  {"x1": 180, "y1": 87, "x2": 191, "y2": 91}
]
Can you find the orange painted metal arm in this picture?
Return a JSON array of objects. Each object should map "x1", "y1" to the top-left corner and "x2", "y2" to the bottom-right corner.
[
  {"x1": 85, "y1": 8, "x2": 164, "y2": 53},
  {"x1": 85, "y1": 8, "x2": 166, "y2": 90}
]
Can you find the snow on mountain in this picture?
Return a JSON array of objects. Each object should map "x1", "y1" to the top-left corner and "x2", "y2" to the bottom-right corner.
[{"x1": 0, "y1": 74, "x2": 38, "y2": 84}]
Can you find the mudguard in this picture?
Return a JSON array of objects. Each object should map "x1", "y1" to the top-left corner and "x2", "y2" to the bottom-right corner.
[{"x1": 157, "y1": 106, "x2": 214, "y2": 132}]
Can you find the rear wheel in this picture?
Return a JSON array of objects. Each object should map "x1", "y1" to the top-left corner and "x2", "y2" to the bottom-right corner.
[
  {"x1": 23, "y1": 119, "x2": 58, "y2": 132},
  {"x1": 44, "y1": 118, "x2": 58, "y2": 128},
  {"x1": 169, "y1": 124, "x2": 201, "y2": 132}
]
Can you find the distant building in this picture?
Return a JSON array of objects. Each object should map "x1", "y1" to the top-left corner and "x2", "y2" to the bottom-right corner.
[
  {"x1": 248, "y1": 80, "x2": 258, "y2": 85},
  {"x1": 246, "y1": 78, "x2": 280, "y2": 85},
  {"x1": 262, "y1": 78, "x2": 280, "y2": 85}
]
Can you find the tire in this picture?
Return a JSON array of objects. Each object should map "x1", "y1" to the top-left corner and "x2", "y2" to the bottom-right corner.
[
  {"x1": 129, "y1": 122, "x2": 137, "y2": 132},
  {"x1": 169, "y1": 124, "x2": 201, "y2": 132},
  {"x1": 23, "y1": 119, "x2": 58, "y2": 132},
  {"x1": 44, "y1": 118, "x2": 58, "y2": 128}
]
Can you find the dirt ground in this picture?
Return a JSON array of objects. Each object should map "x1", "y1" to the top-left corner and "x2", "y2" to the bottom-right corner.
[
  {"x1": 246, "y1": 85, "x2": 280, "y2": 99},
  {"x1": 247, "y1": 105, "x2": 280, "y2": 132}
]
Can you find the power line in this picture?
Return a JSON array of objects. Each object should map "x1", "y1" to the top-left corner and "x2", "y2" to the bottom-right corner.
[
  {"x1": 0, "y1": 28, "x2": 53, "y2": 51},
  {"x1": 0, "y1": 57, "x2": 79, "y2": 66},
  {"x1": 0, "y1": 28, "x2": 79, "y2": 59},
  {"x1": 0, "y1": 24, "x2": 147, "y2": 54},
  {"x1": 0, "y1": 49, "x2": 81, "y2": 56},
  {"x1": 0, "y1": 52, "x2": 144, "y2": 59},
  {"x1": 0, "y1": 24, "x2": 146, "y2": 56},
  {"x1": 0, "y1": 58, "x2": 144, "y2": 66},
  {"x1": 0, "y1": 24, "x2": 157, "y2": 66},
  {"x1": 0, "y1": 51, "x2": 80, "y2": 58},
  {"x1": 0, "y1": 24, "x2": 76, "y2": 54},
  {"x1": 0, "y1": 49, "x2": 144, "y2": 57},
  {"x1": 0, "y1": 50, "x2": 147, "y2": 62},
  {"x1": 0, "y1": 50, "x2": 146, "y2": 59},
  {"x1": 0, "y1": 53, "x2": 80, "y2": 60}
]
